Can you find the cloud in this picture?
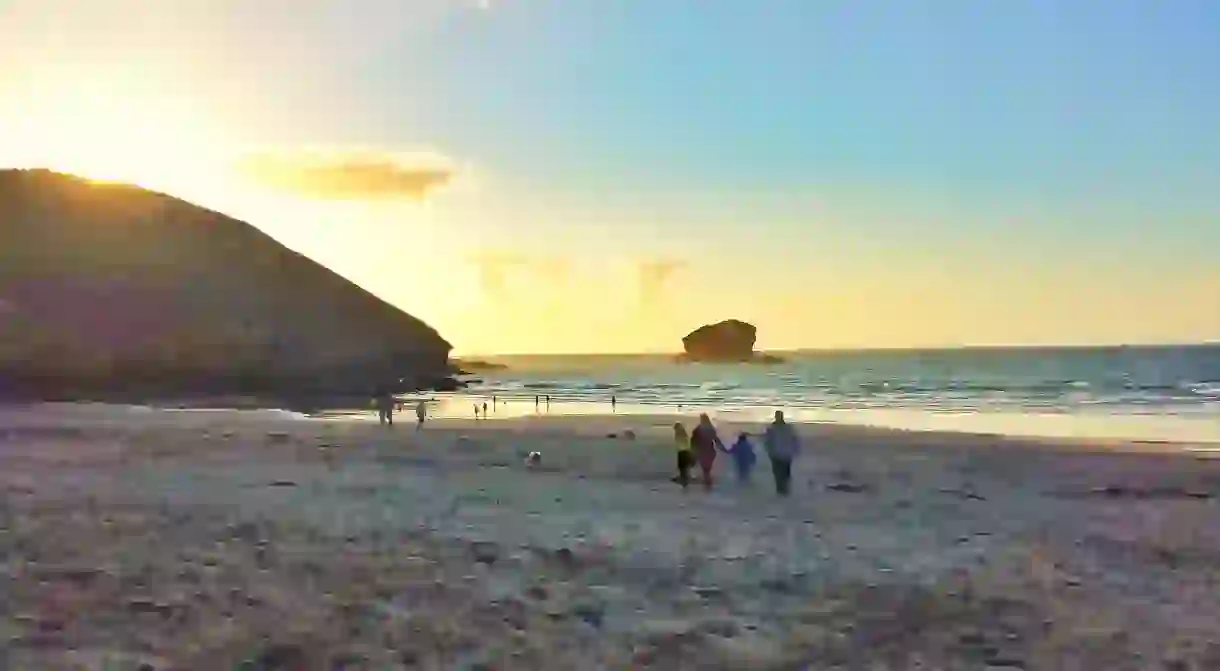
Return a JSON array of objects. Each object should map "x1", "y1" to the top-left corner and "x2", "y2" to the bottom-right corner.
[
  {"x1": 465, "y1": 251, "x2": 530, "y2": 301},
  {"x1": 637, "y1": 258, "x2": 686, "y2": 308},
  {"x1": 464, "y1": 251, "x2": 576, "y2": 304},
  {"x1": 237, "y1": 149, "x2": 455, "y2": 200}
]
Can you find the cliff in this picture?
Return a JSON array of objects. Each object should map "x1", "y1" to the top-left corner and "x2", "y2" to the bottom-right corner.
[{"x1": 0, "y1": 169, "x2": 452, "y2": 400}]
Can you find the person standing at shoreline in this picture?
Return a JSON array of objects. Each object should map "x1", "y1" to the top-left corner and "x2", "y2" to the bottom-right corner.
[
  {"x1": 671, "y1": 423, "x2": 694, "y2": 489},
  {"x1": 375, "y1": 389, "x2": 395, "y2": 426},
  {"x1": 690, "y1": 414, "x2": 726, "y2": 491},
  {"x1": 763, "y1": 410, "x2": 801, "y2": 496},
  {"x1": 415, "y1": 400, "x2": 427, "y2": 430}
]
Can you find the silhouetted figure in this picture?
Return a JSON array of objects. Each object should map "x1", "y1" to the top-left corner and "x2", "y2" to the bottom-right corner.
[
  {"x1": 764, "y1": 410, "x2": 801, "y2": 496},
  {"x1": 376, "y1": 389, "x2": 395, "y2": 426},
  {"x1": 611, "y1": 395, "x2": 617, "y2": 411},
  {"x1": 473, "y1": 403, "x2": 480, "y2": 419},
  {"x1": 493, "y1": 395, "x2": 498, "y2": 408},
  {"x1": 671, "y1": 422, "x2": 693, "y2": 489},
  {"x1": 535, "y1": 395, "x2": 540, "y2": 410},
  {"x1": 729, "y1": 432, "x2": 757, "y2": 484},
  {"x1": 545, "y1": 395, "x2": 550, "y2": 409},
  {"x1": 690, "y1": 413, "x2": 726, "y2": 490},
  {"x1": 482, "y1": 401, "x2": 488, "y2": 418},
  {"x1": 414, "y1": 400, "x2": 427, "y2": 431}
]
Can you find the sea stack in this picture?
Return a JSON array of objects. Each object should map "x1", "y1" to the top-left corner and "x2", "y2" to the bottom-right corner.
[
  {"x1": 0, "y1": 169, "x2": 452, "y2": 400},
  {"x1": 679, "y1": 319, "x2": 781, "y2": 363}
]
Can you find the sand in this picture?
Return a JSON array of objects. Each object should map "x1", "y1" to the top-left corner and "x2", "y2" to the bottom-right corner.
[{"x1": 4, "y1": 403, "x2": 1220, "y2": 669}]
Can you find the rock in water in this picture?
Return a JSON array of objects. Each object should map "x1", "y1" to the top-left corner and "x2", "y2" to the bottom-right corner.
[
  {"x1": 681, "y1": 320, "x2": 757, "y2": 362},
  {"x1": 678, "y1": 319, "x2": 782, "y2": 363}
]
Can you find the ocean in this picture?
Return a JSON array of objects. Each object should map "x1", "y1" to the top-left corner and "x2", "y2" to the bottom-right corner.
[{"x1": 441, "y1": 344, "x2": 1220, "y2": 444}]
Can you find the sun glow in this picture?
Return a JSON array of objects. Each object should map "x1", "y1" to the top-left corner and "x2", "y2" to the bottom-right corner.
[{"x1": 0, "y1": 77, "x2": 234, "y2": 194}]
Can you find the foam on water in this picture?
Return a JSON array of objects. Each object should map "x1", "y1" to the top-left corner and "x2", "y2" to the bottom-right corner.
[{"x1": 437, "y1": 345, "x2": 1220, "y2": 444}]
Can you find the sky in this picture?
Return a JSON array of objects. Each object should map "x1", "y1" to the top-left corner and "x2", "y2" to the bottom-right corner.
[{"x1": 1, "y1": 0, "x2": 1218, "y2": 354}]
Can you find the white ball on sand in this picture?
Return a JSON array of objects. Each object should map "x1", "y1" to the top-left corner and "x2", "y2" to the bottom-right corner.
[{"x1": 526, "y1": 451, "x2": 542, "y2": 468}]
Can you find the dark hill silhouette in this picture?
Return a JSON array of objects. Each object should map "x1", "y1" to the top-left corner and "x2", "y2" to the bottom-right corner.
[{"x1": 0, "y1": 169, "x2": 452, "y2": 402}]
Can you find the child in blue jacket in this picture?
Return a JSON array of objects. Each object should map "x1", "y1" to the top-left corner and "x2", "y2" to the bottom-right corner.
[{"x1": 728, "y1": 432, "x2": 757, "y2": 484}]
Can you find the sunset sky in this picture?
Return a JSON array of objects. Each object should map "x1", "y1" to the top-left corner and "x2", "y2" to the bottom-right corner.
[{"x1": 2, "y1": 0, "x2": 1218, "y2": 354}]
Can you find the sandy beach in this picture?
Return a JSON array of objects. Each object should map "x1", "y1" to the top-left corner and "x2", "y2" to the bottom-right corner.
[{"x1": 4, "y1": 403, "x2": 1220, "y2": 669}]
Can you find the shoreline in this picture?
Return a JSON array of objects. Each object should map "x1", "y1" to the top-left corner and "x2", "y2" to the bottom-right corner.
[
  {"x1": 352, "y1": 392, "x2": 1220, "y2": 448},
  {"x1": 13, "y1": 393, "x2": 1218, "y2": 452},
  {"x1": 13, "y1": 399, "x2": 1217, "y2": 457}
]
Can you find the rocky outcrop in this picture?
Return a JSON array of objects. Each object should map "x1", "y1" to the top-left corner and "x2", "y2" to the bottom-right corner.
[
  {"x1": 0, "y1": 169, "x2": 453, "y2": 400},
  {"x1": 679, "y1": 319, "x2": 783, "y2": 364},
  {"x1": 451, "y1": 358, "x2": 508, "y2": 374}
]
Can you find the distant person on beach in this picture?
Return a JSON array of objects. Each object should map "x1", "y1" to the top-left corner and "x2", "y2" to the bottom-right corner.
[
  {"x1": 763, "y1": 410, "x2": 801, "y2": 496},
  {"x1": 415, "y1": 400, "x2": 427, "y2": 430},
  {"x1": 473, "y1": 403, "x2": 480, "y2": 419},
  {"x1": 728, "y1": 432, "x2": 757, "y2": 484},
  {"x1": 545, "y1": 395, "x2": 550, "y2": 409},
  {"x1": 671, "y1": 423, "x2": 693, "y2": 489},
  {"x1": 482, "y1": 401, "x2": 488, "y2": 417},
  {"x1": 375, "y1": 389, "x2": 395, "y2": 426},
  {"x1": 535, "y1": 395, "x2": 539, "y2": 409},
  {"x1": 690, "y1": 413, "x2": 726, "y2": 490},
  {"x1": 611, "y1": 395, "x2": 617, "y2": 411}
]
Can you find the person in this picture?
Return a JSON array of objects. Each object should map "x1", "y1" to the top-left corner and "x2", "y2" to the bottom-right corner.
[
  {"x1": 375, "y1": 389, "x2": 395, "y2": 426},
  {"x1": 671, "y1": 423, "x2": 694, "y2": 489},
  {"x1": 473, "y1": 403, "x2": 480, "y2": 419},
  {"x1": 482, "y1": 401, "x2": 488, "y2": 418},
  {"x1": 728, "y1": 432, "x2": 757, "y2": 484},
  {"x1": 763, "y1": 410, "x2": 801, "y2": 496},
  {"x1": 415, "y1": 400, "x2": 427, "y2": 431},
  {"x1": 611, "y1": 395, "x2": 617, "y2": 411},
  {"x1": 689, "y1": 413, "x2": 726, "y2": 490}
]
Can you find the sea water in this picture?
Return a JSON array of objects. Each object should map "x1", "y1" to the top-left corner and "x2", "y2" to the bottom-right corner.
[{"x1": 432, "y1": 344, "x2": 1220, "y2": 444}]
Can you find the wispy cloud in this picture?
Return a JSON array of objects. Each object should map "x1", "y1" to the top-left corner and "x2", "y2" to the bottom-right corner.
[
  {"x1": 237, "y1": 149, "x2": 456, "y2": 200},
  {"x1": 464, "y1": 251, "x2": 573, "y2": 303},
  {"x1": 637, "y1": 258, "x2": 686, "y2": 309}
]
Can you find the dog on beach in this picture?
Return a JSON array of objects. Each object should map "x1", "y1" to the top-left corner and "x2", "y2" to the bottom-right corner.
[{"x1": 525, "y1": 451, "x2": 543, "y2": 469}]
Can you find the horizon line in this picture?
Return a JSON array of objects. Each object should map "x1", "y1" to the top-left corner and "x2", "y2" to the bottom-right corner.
[{"x1": 455, "y1": 339, "x2": 1220, "y2": 359}]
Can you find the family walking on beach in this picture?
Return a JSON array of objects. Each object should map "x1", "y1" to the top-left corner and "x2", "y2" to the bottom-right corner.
[{"x1": 673, "y1": 411, "x2": 801, "y2": 496}]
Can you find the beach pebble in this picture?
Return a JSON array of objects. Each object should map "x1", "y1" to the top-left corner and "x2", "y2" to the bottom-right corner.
[
  {"x1": 691, "y1": 585, "x2": 723, "y2": 599},
  {"x1": 638, "y1": 619, "x2": 698, "y2": 643},
  {"x1": 706, "y1": 633, "x2": 786, "y2": 666},
  {"x1": 571, "y1": 599, "x2": 607, "y2": 628},
  {"x1": 246, "y1": 642, "x2": 311, "y2": 669},
  {"x1": 471, "y1": 541, "x2": 500, "y2": 565},
  {"x1": 827, "y1": 482, "x2": 868, "y2": 494},
  {"x1": 697, "y1": 618, "x2": 741, "y2": 638},
  {"x1": 525, "y1": 584, "x2": 549, "y2": 601}
]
